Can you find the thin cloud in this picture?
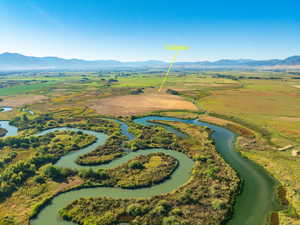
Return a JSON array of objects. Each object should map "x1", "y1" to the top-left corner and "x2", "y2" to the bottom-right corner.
[{"x1": 26, "y1": 0, "x2": 63, "y2": 28}]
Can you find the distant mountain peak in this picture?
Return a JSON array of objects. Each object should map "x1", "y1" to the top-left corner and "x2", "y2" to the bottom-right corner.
[
  {"x1": 1, "y1": 52, "x2": 27, "y2": 57},
  {"x1": 1, "y1": 52, "x2": 300, "y2": 71},
  {"x1": 285, "y1": 55, "x2": 300, "y2": 59}
]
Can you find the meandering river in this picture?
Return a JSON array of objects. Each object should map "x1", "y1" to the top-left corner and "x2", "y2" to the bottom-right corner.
[{"x1": 0, "y1": 115, "x2": 278, "y2": 225}]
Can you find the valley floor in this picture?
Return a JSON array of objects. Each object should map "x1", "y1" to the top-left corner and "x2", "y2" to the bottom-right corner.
[{"x1": 0, "y1": 71, "x2": 299, "y2": 224}]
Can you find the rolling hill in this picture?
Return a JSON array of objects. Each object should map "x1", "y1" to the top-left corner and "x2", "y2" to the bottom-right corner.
[{"x1": 1, "y1": 52, "x2": 300, "y2": 71}]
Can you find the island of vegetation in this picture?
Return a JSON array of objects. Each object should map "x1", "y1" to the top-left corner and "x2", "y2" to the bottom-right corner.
[
  {"x1": 78, "y1": 152, "x2": 178, "y2": 189},
  {"x1": 76, "y1": 134, "x2": 127, "y2": 165}
]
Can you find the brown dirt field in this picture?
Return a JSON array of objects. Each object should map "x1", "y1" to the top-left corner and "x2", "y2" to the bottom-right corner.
[
  {"x1": 278, "y1": 116, "x2": 300, "y2": 122},
  {"x1": 0, "y1": 95, "x2": 47, "y2": 107},
  {"x1": 89, "y1": 93, "x2": 197, "y2": 115},
  {"x1": 183, "y1": 83, "x2": 237, "y2": 87},
  {"x1": 292, "y1": 85, "x2": 300, "y2": 89}
]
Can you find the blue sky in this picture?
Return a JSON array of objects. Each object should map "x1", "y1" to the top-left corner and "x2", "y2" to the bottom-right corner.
[{"x1": 1, "y1": 0, "x2": 300, "y2": 61}]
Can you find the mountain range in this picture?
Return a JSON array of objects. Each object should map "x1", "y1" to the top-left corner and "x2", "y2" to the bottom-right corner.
[{"x1": 1, "y1": 52, "x2": 300, "y2": 71}]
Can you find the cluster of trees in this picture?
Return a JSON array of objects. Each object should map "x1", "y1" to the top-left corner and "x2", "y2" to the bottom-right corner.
[
  {"x1": 0, "y1": 136, "x2": 40, "y2": 149},
  {"x1": 0, "y1": 154, "x2": 56, "y2": 200},
  {"x1": 0, "y1": 130, "x2": 96, "y2": 200},
  {"x1": 76, "y1": 133, "x2": 126, "y2": 165},
  {"x1": 77, "y1": 153, "x2": 178, "y2": 189},
  {"x1": 125, "y1": 125, "x2": 179, "y2": 151},
  {"x1": 0, "y1": 130, "x2": 95, "y2": 153},
  {"x1": 60, "y1": 197, "x2": 188, "y2": 225},
  {"x1": 40, "y1": 164, "x2": 76, "y2": 182},
  {"x1": 212, "y1": 73, "x2": 282, "y2": 80},
  {"x1": 111, "y1": 153, "x2": 178, "y2": 189},
  {"x1": 10, "y1": 114, "x2": 54, "y2": 131},
  {"x1": 78, "y1": 168, "x2": 109, "y2": 181},
  {"x1": 0, "y1": 152, "x2": 17, "y2": 169},
  {"x1": 38, "y1": 130, "x2": 96, "y2": 155},
  {"x1": 10, "y1": 112, "x2": 118, "y2": 134}
]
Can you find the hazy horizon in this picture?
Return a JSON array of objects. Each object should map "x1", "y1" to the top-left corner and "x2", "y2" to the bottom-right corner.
[{"x1": 1, "y1": 51, "x2": 298, "y2": 63}]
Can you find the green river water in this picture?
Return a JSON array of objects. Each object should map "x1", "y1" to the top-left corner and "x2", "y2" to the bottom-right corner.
[{"x1": 0, "y1": 115, "x2": 278, "y2": 225}]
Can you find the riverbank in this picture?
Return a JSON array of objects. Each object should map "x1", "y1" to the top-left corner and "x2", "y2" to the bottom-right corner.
[
  {"x1": 189, "y1": 112, "x2": 300, "y2": 225},
  {"x1": 159, "y1": 111, "x2": 299, "y2": 225}
]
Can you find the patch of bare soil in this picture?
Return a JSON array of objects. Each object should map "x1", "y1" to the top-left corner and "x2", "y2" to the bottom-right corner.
[
  {"x1": 90, "y1": 92, "x2": 197, "y2": 115},
  {"x1": 0, "y1": 95, "x2": 47, "y2": 107},
  {"x1": 278, "y1": 116, "x2": 300, "y2": 122},
  {"x1": 237, "y1": 136, "x2": 274, "y2": 151},
  {"x1": 199, "y1": 115, "x2": 254, "y2": 137}
]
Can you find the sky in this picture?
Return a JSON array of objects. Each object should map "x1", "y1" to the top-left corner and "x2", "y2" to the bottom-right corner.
[{"x1": 1, "y1": 0, "x2": 300, "y2": 61}]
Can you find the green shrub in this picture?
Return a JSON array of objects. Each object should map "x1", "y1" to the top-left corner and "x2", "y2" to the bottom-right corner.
[
  {"x1": 34, "y1": 175, "x2": 45, "y2": 184},
  {"x1": 211, "y1": 199, "x2": 226, "y2": 210},
  {"x1": 79, "y1": 168, "x2": 109, "y2": 180},
  {"x1": 152, "y1": 205, "x2": 167, "y2": 216},
  {"x1": 157, "y1": 200, "x2": 171, "y2": 211},
  {"x1": 128, "y1": 160, "x2": 144, "y2": 169},
  {"x1": 170, "y1": 208, "x2": 183, "y2": 216},
  {"x1": 126, "y1": 203, "x2": 146, "y2": 216},
  {"x1": 42, "y1": 165, "x2": 62, "y2": 180},
  {"x1": 97, "y1": 212, "x2": 117, "y2": 225},
  {"x1": 162, "y1": 216, "x2": 183, "y2": 225}
]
